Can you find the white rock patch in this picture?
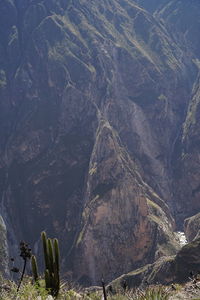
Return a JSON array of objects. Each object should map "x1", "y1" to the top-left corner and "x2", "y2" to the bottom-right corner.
[{"x1": 175, "y1": 231, "x2": 188, "y2": 246}]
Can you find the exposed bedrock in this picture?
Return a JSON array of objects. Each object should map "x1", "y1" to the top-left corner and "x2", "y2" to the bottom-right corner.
[{"x1": 0, "y1": 0, "x2": 200, "y2": 284}]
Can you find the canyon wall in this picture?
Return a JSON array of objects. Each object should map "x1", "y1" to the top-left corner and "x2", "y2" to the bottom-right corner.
[{"x1": 0, "y1": 0, "x2": 200, "y2": 284}]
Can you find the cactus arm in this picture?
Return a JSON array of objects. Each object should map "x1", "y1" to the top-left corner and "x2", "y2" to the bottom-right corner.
[
  {"x1": 41, "y1": 231, "x2": 49, "y2": 270},
  {"x1": 54, "y1": 239, "x2": 59, "y2": 273},
  {"x1": 31, "y1": 255, "x2": 39, "y2": 282},
  {"x1": 40, "y1": 232, "x2": 60, "y2": 297}
]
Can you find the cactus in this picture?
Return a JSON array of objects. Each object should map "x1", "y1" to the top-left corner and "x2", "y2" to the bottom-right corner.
[
  {"x1": 41, "y1": 231, "x2": 60, "y2": 297},
  {"x1": 45, "y1": 269, "x2": 51, "y2": 290},
  {"x1": 47, "y1": 238, "x2": 54, "y2": 274},
  {"x1": 41, "y1": 231, "x2": 49, "y2": 271},
  {"x1": 31, "y1": 255, "x2": 39, "y2": 283},
  {"x1": 54, "y1": 239, "x2": 59, "y2": 273},
  {"x1": 31, "y1": 232, "x2": 60, "y2": 297}
]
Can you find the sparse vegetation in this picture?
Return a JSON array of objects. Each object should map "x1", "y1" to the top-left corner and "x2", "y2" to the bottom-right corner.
[
  {"x1": 0, "y1": 277, "x2": 172, "y2": 300},
  {"x1": 2, "y1": 271, "x2": 200, "y2": 300},
  {"x1": 0, "y1": 275, "x2": 49, "y2": 300},
  {"x1": 5, "y1": 232, "x2": 61, "y2": 299}
]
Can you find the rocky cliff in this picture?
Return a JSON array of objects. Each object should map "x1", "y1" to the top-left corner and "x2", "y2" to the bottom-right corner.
[
  {"x1": 184, "y1": 212, "x2": 200, "y2": 242},
  {"x1": 0, "y1": 215, "x2": 9, "y2": 277},
  {"x1": 111, "y1": 238, "x2": 200, "y2": 288},
  {"x1": 0, "y1": 0, "x2": 200, "y2": 285}
]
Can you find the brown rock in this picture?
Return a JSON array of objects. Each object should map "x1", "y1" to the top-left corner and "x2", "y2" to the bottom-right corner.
[{"x1": 184, "y1": 213, "x2": 200, "y2": 242}]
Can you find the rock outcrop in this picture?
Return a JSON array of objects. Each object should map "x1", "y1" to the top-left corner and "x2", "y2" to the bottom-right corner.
[
  {"x1": 0, "y1": 215, "x2": 9, "y2": 277},
  {"x1": 0, "y1": 0, "x2": 200, "y2": 284},
  {"x1": 111, "y1": 238, "x2": 200, "y2": 288},
  {"x1": 184, "y1": 213, "x2": 200, "y2": 242}
]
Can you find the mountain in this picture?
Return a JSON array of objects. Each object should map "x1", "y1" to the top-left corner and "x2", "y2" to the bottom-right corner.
[{"x1": 0, "y1": 0, "x2": 200, "y2": 284}]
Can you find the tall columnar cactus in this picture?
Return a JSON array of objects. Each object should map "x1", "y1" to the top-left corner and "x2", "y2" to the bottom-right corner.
[
  {"x1": 41, "y1": 231, "x2": 49, "y2": 271},
  {"x1": 54, "y1": 239, "x2": 59, "y2": 270},
  {"x1": 31, "y1": 232, "x2": 60, "y2": 297},
  {"x1": 31, "y1": 255, "x2": 39, "y2": 283},
  {"x1": 41, "y1": 231, "x2": 60, "y2": 297}
]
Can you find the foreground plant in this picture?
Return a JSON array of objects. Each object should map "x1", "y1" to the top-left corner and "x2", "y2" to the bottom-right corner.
[
  {"x1": 31, "y1": 231, "x2": 60, "y2": 298},
  {"x1": 31, "y1": 255, "x2": 39, "y2": 283},
  {"x1": 0, "y1": 276, "x2": 49, "y2": 300},
  {"x1": 135, "y1": 285, "x2": 171, "y2": 300},
  {"x1": 17, "y1": 241, "x2": 32, "y2": 291}
]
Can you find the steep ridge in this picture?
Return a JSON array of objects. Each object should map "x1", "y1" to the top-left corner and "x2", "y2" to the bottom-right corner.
[
  {"x1": 156, "y1": 0, "x2": 200, "y2": 60},
  {"x1": 153, "y1": 0, "x2": 200, "y2": 225},
  {"x1": 175, "y1": 70, "x2": 200, "y2": 224},
  {"x1": 0, "y1": 0, "x2": 199, "y2": 284}
]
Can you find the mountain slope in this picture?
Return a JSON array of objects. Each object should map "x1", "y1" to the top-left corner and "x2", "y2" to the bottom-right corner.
[{"x1": 0, "y1": 0, "x2": 199, "y2": 284}]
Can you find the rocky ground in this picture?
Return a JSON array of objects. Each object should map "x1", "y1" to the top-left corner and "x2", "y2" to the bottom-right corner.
[{"x1": 169, "y1": 279, "x2": 200, "y2": 300}]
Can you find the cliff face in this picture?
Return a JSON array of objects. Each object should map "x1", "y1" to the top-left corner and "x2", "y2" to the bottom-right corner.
[
  {"x1": 155, "y1": 1, "x2": 200, "y2": 225},
  {"x1": 174, "y1": 72, "x2": 200, "y2": 224},
  {"x1": 0, "y1": 0, "x2": 199, "y2": 284},
  {"x1": 0, "y1": 215, "x2": 9, "y2": 277},
  {"x1": 184, "y1": 212, "x2": 200, "y2": 242},
  {"x1": 111, "y1": 238, "x2": 200, "y2": 288}
]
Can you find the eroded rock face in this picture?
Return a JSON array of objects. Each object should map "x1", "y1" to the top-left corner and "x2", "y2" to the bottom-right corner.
[
  {"x1": 170, "y1": 70, "x2": 200, "y2": 225},
  {"x1": 111, "y1": 238, "x2": 200, "y2": 288},
  {"x1": 184, "y1": 213, "x2": 200, "y2": 242},
  {"x1": 73, "y1": 121, "x2": 179, "y2": 284},
  {"x1": 0, "y1": 215, "x2": 9, "y2": 277},
  {"x1": 0, "y1": 0, "x2": 199, "y2": 284}
]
